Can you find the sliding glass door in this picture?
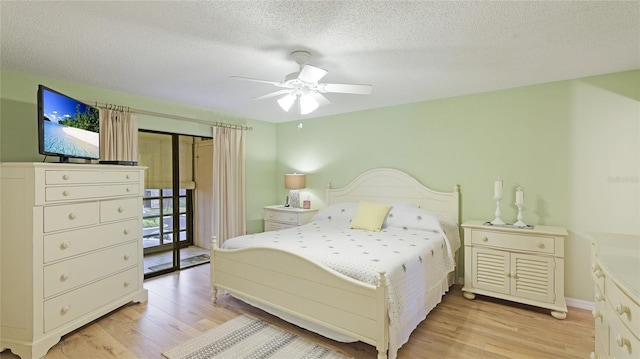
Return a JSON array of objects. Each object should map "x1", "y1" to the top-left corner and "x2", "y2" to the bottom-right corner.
[
  {"x1": 142, "y1": 188, "x2": 190, "y2": 254},
  {"x1": 139, "y1": 131, "x2": 201, "y2": 278}
]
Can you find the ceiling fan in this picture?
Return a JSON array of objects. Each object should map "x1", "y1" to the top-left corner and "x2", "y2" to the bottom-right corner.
[{"x1": 230, "y1": 50, "x2": 372, "y2": 115}]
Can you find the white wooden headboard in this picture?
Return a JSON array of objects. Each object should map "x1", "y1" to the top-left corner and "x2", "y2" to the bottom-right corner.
[{"x1": 326, "y1": 168, "x2": 460, "y2": 223}]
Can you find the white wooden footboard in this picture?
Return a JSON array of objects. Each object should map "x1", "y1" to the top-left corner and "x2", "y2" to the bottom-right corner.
[{"x1": 211, "y1": 244, "x2": 390, "y2": 359}]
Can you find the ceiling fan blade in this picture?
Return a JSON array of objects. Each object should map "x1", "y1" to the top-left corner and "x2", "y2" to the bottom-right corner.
[
  {"x1": 318, "y1": 83, "x2": 372, "y2": 95},
  {"x1": 230, "y1": 76, "x2": 283, "y2": 86},
  {"x1": 253, "y1": 89, "x2": 291, "y2": 100},
  {"x1": 310, "y1": 92, "x2": 331, "y2": 107},
  {"x1": 298, "y1": 64, "x2": 328, "y2": 83}
]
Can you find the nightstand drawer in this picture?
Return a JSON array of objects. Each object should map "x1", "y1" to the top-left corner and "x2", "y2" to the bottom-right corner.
[
  {"x1": 471, "y1": 230, "x2": 555, "y2": 254},
  {"x1": 264, "y1": 209, "x2": 300, "y2": 225}
]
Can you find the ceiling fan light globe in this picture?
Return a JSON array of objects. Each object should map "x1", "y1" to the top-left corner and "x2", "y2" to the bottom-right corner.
[
  {"x1": 299, "y1": 94, "x2": 319, "y2": 115},
  {"x1": 278, "y1": 93, "x2": 296, "y2": 112}
]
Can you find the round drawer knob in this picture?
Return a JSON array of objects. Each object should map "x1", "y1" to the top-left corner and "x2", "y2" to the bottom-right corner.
[
  {"x1": 118, "y1": 207, "x2": 124, "y2": 213},
  {"x1": 68, "y1": 213, "x2": 77, "y2": 220},
  {"x1": 482, "y1": 237, "x2": 488, "y2": 242},
  {"x1": 62, "y1": 190, "x2": 70, "y2": 197},
  {"x1": 123, "y1": 228, "x2": 130, "y2": 235},
  {"x1": 126, "y1": 187, "x2": 131, "y2": 192},
  {"x1": 60, "y1": 241, "x2": 70, "y2": 250},
  {"x1": 60, "y1": 273, "x2": 70, "y2": 281},
  {"x1": 60, "y1": 305, "x2": 71, "y2": 314},
  {"x1": 124, "y1": 281, "x2": 131, "y2": 288},
  {"x1": 124, "y1": 254, "x2": 130, "y2": 260},
  {"x1": 126, "y1": 174, "x2": 130, "y2": 179},
  {"x1": 537, "y1": 242, "x2": 545, "y2": 249},
  {"x1": 62, "y1": 175, "x2": 69, "y2": 180}
]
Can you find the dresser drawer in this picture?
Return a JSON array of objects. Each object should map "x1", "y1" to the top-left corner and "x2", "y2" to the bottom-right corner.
[
  {"x1": 45, "y1": 170, "x2": 139, "y2": 185},
  {"x1": 471, "y1": 230, "x2": 555, "y2": 254},
  {"x1": 591, "y1": 255, "x2": 606, "y2": 293},
  {"x1": 593, "y1": 296, "x2": 610, "y2": 357},
  {"x1": 43, "y1": 202, "x2": 99, "y2": 233},
  {"x1": 45, "y1": 184, "x2": 139, "y2": 202},
  {"x1": 264, "y1": 209, "x2": 299, "y2": 225},
  {"x1": 609, "y1": 310, "x2": 640, "y2": 359},
  {"x1": 100, "y1": 197, "x2": 139, "y2": 222},
  {"x1": 607, "y1": 277, "x2": 640, "y2": 337},
  {"x1": 44, "y1": 241, "x2": 138, "y2": 298},
  {"x1": 43, "y1": 267, "x2": 139, "y2": 332},
  {"x1": 43, "y1": 219, "x2": 139, "y2": 263}
]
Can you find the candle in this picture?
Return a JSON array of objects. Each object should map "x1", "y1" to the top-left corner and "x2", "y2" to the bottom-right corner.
[
  {"x1": 515, "y1": 187, "x2": 524, "y2": 205},
  {"x1": 494, "y1": 178, "x2": 503, "y2": 199}
]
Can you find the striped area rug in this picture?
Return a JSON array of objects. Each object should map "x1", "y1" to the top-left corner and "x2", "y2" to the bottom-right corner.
[{"x1": 162, "y1": 314, "x2": 352, "y2": 359}]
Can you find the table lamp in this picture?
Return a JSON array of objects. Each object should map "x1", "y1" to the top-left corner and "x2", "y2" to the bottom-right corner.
[{"x1": 284, "y1": 173, "x2": 306, "y2": 208}]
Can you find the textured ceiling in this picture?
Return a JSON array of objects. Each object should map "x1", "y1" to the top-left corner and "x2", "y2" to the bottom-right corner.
[{"x1": 1, "y1": 1, "x2": 639, "y2": 123}]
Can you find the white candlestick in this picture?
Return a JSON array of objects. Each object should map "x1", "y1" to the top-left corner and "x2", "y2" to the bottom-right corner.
[
  {"x1": 515, "y1": 187, "x2": 524, "y2": 205},
  {"x1": 513, "y1": 203, "x2": 527, "y2": 228},
  {"x1": 494, "y1": 178, "x2": 503, "y2": 199}
]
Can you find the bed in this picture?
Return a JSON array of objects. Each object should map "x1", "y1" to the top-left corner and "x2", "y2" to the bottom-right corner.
[{"x1": 210, "y1": 168, "x2": 460, "y2": 359}]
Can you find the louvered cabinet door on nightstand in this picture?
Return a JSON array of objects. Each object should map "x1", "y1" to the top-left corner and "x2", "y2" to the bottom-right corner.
[{"x1": 461, "y1": 220, "x2": 568, "y2": 319}]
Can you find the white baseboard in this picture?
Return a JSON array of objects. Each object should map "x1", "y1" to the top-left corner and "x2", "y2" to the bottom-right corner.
[{"x1": 567, "y1": 297, "x2": 594, "y2": 311}]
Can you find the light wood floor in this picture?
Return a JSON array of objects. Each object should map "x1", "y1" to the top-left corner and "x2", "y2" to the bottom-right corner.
[{"x1": 1, "y1": 264, "x2": 594, "y2": 359}]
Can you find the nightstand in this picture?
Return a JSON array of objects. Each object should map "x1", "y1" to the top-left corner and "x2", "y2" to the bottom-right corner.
[
  {"x1": 263, "y1": 205, "x2": 318, "y2": 232},
  {"x1": 461, "y1": 220, "x2": 568, "y2": 319}
]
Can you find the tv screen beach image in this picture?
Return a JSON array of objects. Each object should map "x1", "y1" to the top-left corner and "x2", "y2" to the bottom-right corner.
[{"x1": 42, "y1": 90, "x2": 99, "y2": 159}]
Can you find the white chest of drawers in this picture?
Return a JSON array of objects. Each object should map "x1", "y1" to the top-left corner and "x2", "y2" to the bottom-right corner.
[
  {"x1": 462, "y1": 220, "x2": 568, "y2": 319},
  {"x1": 263, "y1": 205, "x2": 318, "y2": 231},
  {"x1": 0, "y1": 163, "x2": 148, "y2": 359},
  {"x1": 590, "y1": 233, "x2": 639, "y2": 359}
]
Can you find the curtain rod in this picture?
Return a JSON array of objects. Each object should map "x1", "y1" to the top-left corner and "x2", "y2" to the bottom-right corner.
[{"x1": 86, "y1": 101, "x2": 253, "y2": 131}]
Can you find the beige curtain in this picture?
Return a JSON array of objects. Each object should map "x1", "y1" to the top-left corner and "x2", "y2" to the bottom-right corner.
[
  {"x1": 99, "y1": 108, "x2": 138, "y2": 161},
  {"x1": 213, "y1": 126, "x2": 246, "y2": 245}
]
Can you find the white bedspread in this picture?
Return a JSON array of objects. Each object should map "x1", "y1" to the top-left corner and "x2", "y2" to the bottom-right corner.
[{"x1": 222, "y1": 204, "x2": 460, "y2": 359}]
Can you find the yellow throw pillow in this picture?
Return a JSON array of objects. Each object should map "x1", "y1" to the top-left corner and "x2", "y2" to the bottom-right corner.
[{"x1": 350, "y1": 201, "x2": 391, "y2": 232}]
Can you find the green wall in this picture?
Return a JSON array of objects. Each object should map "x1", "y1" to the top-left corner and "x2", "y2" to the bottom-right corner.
[
  {"x1": 2, "y1": 68, "x2": 637, "y2": 302},
  {"x1": 276, "y1": 70, "x2": 640, "y2": 302},
  {"x1": 0, "y1": 69, "x2": 278, "y2": 233}
]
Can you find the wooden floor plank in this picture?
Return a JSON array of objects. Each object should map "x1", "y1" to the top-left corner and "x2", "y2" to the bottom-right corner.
[{"x1": 1, "y1": 263, "x2": 594, "y2": 359}]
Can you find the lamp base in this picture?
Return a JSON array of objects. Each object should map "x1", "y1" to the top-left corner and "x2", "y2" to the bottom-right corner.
[{"x1": 289, "y1": 190, "x2": 301, "y2": 208}]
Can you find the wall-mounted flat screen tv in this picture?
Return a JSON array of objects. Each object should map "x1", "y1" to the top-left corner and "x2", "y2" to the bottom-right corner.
[{"x1": 38, "y1": 85, "x2": 100, "y2": 162}]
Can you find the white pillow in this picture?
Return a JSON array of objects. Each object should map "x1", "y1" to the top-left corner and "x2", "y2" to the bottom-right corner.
[
  {"x1": 384, "y1": 206, "x2": 441, "y2": 232},
  {"x1": 311, "y1": 202, "x2": 359, "y2": 228}
]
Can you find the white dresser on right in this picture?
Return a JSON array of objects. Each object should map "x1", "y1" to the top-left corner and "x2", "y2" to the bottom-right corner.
[{"x1": 590, "y1": 233, "x2": 640, "y2": 359}]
